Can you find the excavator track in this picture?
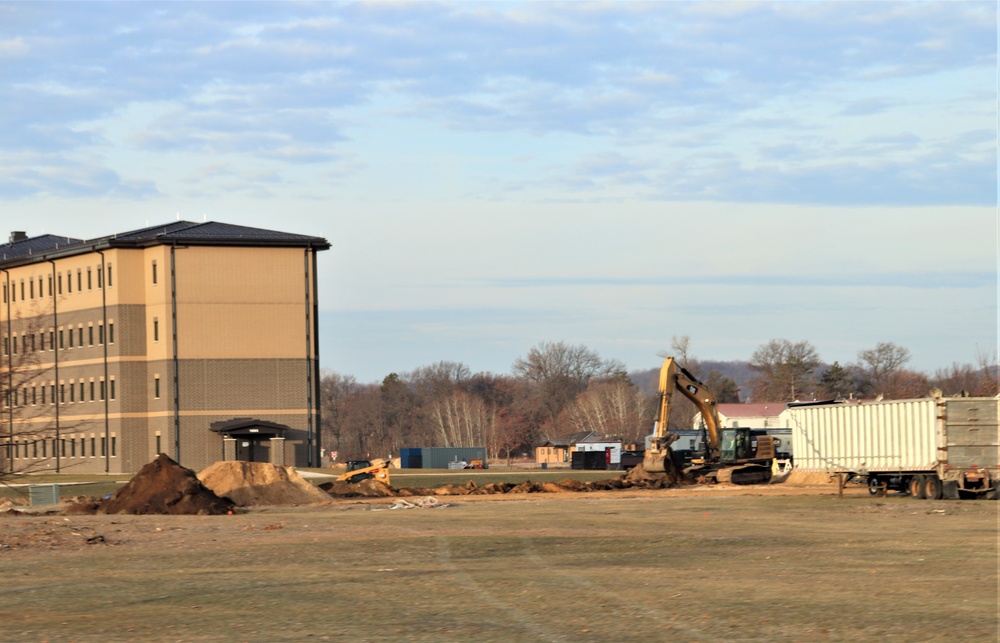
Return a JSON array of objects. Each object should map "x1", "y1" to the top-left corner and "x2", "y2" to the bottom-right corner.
[{"x1": 717, "y1": 464, "x2": 773, "y2": 485}]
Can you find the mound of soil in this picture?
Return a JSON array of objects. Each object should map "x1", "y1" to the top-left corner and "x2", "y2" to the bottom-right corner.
[
  {"x1": 319, "y1": 479, "x2": 398, "y2": 498},
  {"x1": 322, "y1": 467, "x2": 682, "y2": 499},
  {"x1": 198, "y1": 461, "x2": 332, "y2": 506},
  {"x1": 784, "y1": 470, "x2": 839, "y2": 486},
  {"x1": 99, "y1": 454, "x2": 234, "y2": 515}
]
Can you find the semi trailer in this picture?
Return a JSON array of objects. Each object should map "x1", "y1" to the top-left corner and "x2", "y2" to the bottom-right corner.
[{"x1": 786, "y1": 395, "x2": 998, "y2": 499}]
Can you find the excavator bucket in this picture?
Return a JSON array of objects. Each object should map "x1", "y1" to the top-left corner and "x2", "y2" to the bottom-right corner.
[
  {"x1": 769, "y1": 459, "x2": 793, "y2": 484},
  {"x1": 641, "y1": 450, "x2": 685, "y2": 483},
  {"x1": 642, "y1": 451, "x2": 669, "y2": 474}
]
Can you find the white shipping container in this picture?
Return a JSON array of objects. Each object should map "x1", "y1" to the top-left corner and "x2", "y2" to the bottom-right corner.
[{"x1": 786, "y1": 398, "x2": 939, "y2": 473}]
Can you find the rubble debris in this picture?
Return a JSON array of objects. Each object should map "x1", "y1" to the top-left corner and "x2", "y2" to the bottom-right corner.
[
  {"x1": 198, "y1": 461, "x2": 332, "y2": 506},
  {"x1": 387, "y1": 497, "x2": 449, "y2": 510},
  {"x1": 99, "y1": 454, "x2": 234, "y2": 515}
]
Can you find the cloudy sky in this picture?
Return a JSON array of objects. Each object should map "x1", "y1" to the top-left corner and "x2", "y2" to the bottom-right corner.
[{"x1": 2, "y1": 1, "x2": 996, "y2": 383}]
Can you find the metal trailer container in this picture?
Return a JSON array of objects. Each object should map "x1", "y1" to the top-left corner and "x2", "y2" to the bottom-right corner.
[
  {"x1": 786, "y1": 396, "x2": 999, "y2": 499},
  {"x1": 415, "y1": 447, "x2": 488, "y2": 469},
  {"x1": 574, "y1": 441, "x2": 621, "y2": 466}
]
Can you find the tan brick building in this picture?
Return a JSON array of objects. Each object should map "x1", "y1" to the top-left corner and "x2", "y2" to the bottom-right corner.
[{"x1": 0, "y1": 221, "x2": 329, "y2": 474}]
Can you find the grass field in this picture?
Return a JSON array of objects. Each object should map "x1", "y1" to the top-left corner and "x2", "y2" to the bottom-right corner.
[{"x1": 1, "y1": 490, "x2": 996, "y2": 642}]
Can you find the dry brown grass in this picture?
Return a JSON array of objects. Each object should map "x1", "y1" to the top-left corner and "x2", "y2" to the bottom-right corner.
[{"x1": 1, "y1": 489, "x2": 996, "y2": 642}]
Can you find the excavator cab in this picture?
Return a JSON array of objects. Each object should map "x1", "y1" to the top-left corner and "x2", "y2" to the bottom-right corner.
[{"x1": 720, "y1": 428, "x2": 750, "y2": 463}]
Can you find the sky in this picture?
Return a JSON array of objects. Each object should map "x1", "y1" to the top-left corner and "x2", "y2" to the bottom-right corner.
[{"x1": 1, "y1": 1, "x2": 996, "y2": 384}]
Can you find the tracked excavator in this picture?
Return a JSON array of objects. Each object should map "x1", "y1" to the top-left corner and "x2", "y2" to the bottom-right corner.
[{"x1": 642, "y1": 357, "x2": 783, "y2": 485}]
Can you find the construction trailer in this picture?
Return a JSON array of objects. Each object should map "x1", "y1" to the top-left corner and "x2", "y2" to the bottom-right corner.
[
  {"x1": 398, "y1": 447, "x2": 488, "y2": 469},
  {"x1": 785, "y1": 396, "x2": 999, "y2": 499},
  {"x1": 571, "y1": 441, "x2": 621, "y2": 470}
]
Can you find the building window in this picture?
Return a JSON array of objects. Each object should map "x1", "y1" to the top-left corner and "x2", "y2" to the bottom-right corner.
[
  {"x1": 156, "y1": 435, "x2": 162, "y2": 454},
  {"x1": 78, "y1": 327, "x2": 83, "y2": 346},
  {"x1": 68, "y1": 329, "x2": 73, "y2": 348},
  {"x1": 154, "y1": 376, "x2": 160, "y2": 399},
  {"x1": 88, "y1": 326, "x2": 94, "y2": 346},
  {"x1": 79, "y1": 382, "x2": 85, "y2": 402},
  {"x1": 70, "y1": 439, "x2": 76, "y2": 457},
  {"x1": 60, "y1": 384, "x2": 65, "y2": 404},
  {"x1": 90, "y1": 437, "x2": 96, "y2": 456},
  {"x1": 29, "y1": 278, "x2": 34, "y2": 299},
  {"x1": 108, "y1": 322, "x2": 115, "y2": 344},
  {"x1": 81, "y1": 438, "x2": 86, "y2": 457},
  {"x1": 111, "y1": 437, "x2": 116, "y2": 457},
  {"x1": 69, "y1": 382, "x2": 75, "y2": 403},
  {"x1": 77, "y1": 269, "x2": 82, "y2": 292},
  {"x1": 97, "y1": 266, "x2": 102, "y2": 288},
  {"x1": 153, "y1": 318, "x2": 159, "y2": 342},
  {"x1": 107, "y1": 264, "x2": 113, "y2": 287},
  {"x1": 50, "y1": 384, "x2": 55, "y2": 404},
  {"x1": 87, "y1": 267, "x2": 92, "y2": 290},
  {"x1": 58, "y1": 273, "x2": 63, "y2": 295},
  {"x1": 90, "y1": 381, "x2": 95, "y2": 401},
  {"x1": 40, "y1": 386, "x2": 45, "y2": 405},
  {"x1": 152, "y1": 260, "x2": 158, "y2": 285},
  {"x1": 39, "y1": 333, "x2": 44, "y2": 352},
  {"x1": 98, "y1": 324, "x2": 104, "y2": 345},
  {"x1": 100, "y1": 380, "x2": 105, "y2": 401},
  {"x1": 66, "y1": 271, "x2": 72, "y2": 293},
  {"x1": 47, "y1": 275, "x2": 52, "y2": 297},
  {"x1": 59, "y1": 329, "x2": 64, "y2": 350},
  {"x1": 110, "y1": 379, "x2": 116, "y2": 400},
  {"x1": 20, "y1": 280, "x2": 24, "y2": 300}
]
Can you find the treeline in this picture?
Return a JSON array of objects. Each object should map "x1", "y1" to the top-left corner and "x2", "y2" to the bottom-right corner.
[{"x1": 319, "y1": 338, "x2": 998, "y2": 461}]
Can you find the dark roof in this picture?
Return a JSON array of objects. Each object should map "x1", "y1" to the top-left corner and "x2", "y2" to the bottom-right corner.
[
  {"x1": 0, "y1": 221, "x2": 329, "y2": 269},
  {"x1": 0, "y1": 234, "x2": 83, "y2": 263},
  {"x1": 210, "y1": 417, "x2": 291, "y2": 436}
]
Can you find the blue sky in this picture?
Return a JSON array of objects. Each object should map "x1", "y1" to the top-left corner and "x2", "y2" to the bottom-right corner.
[{"x1": 2, "y1": 1, "x2": 996, "y2": 383}]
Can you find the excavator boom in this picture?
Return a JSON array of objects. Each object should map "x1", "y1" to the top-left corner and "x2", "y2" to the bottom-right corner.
[{"x1": 643, "y1": 357, "x2": 721, "y2": 473}]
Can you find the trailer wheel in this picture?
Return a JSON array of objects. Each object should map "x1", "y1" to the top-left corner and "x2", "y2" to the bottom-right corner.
[
  {"x1": 922, "y1": 476, "x2": 942, "y2": 500},
  {"x1": 908, "y1": 475, "x2": 926, "y2": 499},
  {"x1": 868, "y1": 477, "x2": 886, "y2": 497}
]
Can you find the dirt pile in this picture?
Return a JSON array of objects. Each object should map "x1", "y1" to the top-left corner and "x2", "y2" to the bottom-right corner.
[
  {"x1": 318, "y1": 478, "x2": 398, "y2": 498},
  {"x1": 199, "y1": 461, "x2": 332, "y2": 506},
  {"x1": 321, "y1": 466, "x2": 682, "y2": 499},
  {"x1": 99, "y1": 454, "x2": 234, "y2": 515},
  {"x1": 784, "y1": 470, "x2": 840, "y2": 486}
]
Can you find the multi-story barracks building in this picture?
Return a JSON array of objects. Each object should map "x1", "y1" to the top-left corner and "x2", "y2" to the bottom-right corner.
[{"x1": 0, "y1": 221, "x2": 329, "y2": 474}]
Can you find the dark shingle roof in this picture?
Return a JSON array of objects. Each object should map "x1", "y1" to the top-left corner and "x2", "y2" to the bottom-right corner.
[
  {"x1": 0, "y1": 234, "x2": 83, "y2": 263},
  {"x1": 0, "y1": 221, "x2": 329, "y2": 268}
]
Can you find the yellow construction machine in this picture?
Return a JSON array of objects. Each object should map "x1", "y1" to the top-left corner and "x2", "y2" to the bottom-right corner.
[
  {"x1": 337, "y1": 458, "x2": 391, "y2": 486},
  {"x1": 643, "y1": 357, "x2": 785, "y2": 485}
]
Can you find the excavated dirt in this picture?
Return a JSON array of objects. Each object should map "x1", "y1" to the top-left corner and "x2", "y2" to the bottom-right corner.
[
  {"x1": 320, "y1": 464, "x2": 684, "y2": 499},
  {"x1": 99, "y1": 454, "x2": 234, "y2": 515},
  {"x1": 198, "y1": 461, "x2": 332, "y2": 506}
]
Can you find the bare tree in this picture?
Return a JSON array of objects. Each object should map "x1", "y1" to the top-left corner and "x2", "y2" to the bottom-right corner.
[
  {"x1": 512, "y1": 341, "x2": 625, "y2": 438},
  {"x1": 748, "y1": 339, "x2": 822, "y2": 402},
  {"x1": 1, "y1": 310, "x2": 63, "y2": 479},
  {"x1": 429, "y1": 389, "x2": 492, "y2": 447},
  {"x1": 855, "y1": 342, "x2": 912, "y2": 397},
  {"x1": 565, "y1": 377, "x2": 651, "y2": 444},
  {"x1": 318, "y1": 370, "x2": 359, "y2": 457}
]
